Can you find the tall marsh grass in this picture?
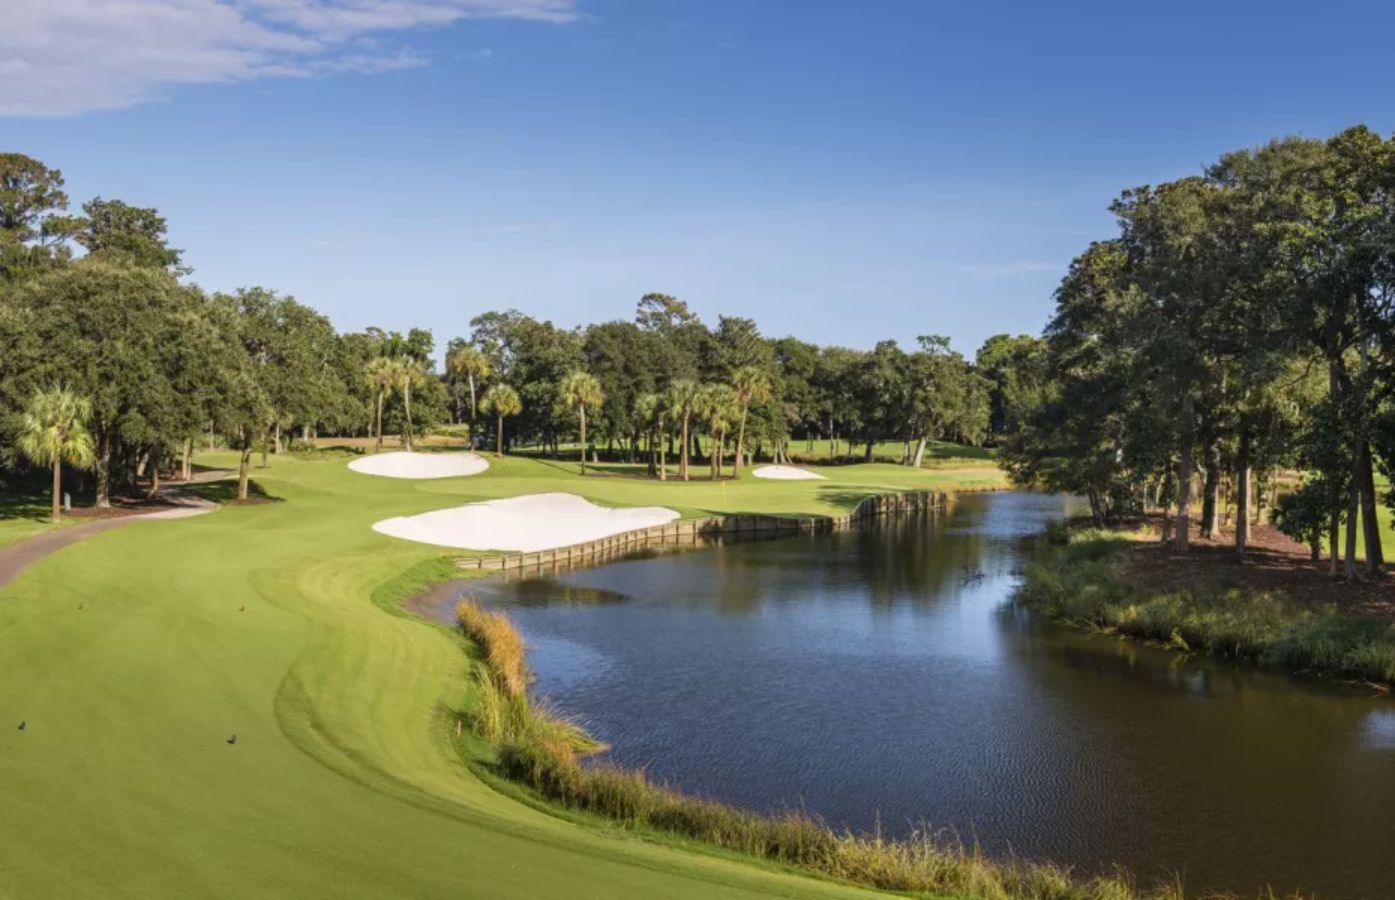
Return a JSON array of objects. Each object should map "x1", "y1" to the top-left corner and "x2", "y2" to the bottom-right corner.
[
  {"x1": 455, "y1": 592, "x2": 1206, "y2": 899},
  {"x1": 1018, "y1": 534, "x2": 1395, "y2": 686},
  {"x1": 456, "y1": 598, "x2": 529, "y2": 697}
]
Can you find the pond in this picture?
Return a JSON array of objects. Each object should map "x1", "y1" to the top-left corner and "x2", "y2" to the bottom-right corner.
[{"x1": 417, "y1": 492, "x2": 1395, "y2": 898}]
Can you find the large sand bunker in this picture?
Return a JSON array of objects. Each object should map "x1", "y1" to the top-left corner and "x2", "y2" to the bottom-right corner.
[
  {"x1": 348, "y1": 451, "x2": 489, "y2": 480},
  {"x1": 372, "y1": 492, "x2": 679, "y2": 552},
  {"x1": 751, "y1": 465, "x2": 826, "y2": 481}
]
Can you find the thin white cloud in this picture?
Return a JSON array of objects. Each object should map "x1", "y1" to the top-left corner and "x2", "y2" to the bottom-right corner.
[{"x1": 0, "y1": 0, "x2": 577, "y2": 116}]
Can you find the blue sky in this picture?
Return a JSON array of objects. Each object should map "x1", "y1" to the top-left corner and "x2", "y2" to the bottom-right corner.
[{"x1": 6, "y1": 0, "x2": 1395, "y2": 359}]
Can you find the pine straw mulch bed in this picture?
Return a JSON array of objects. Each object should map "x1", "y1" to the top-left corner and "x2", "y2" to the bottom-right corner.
[{"x1": 1110, "y1": 515, "x2": 1395, "y2": 624}]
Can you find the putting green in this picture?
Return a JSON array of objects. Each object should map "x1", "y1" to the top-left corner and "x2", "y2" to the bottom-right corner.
[{"x1": 0, "y1": 452, "x2": 1002, "y2": 898}]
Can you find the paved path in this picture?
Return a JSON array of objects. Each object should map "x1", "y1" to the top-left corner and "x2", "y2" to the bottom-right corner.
[{"x1": 0, "y1": 471, "x2": 228, "y2": 590}]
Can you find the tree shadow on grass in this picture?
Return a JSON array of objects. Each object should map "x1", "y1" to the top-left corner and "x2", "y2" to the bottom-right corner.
[
  {"x1": 180, "y1": 478, "x2": 283, "y2": 505},
  {"x1": 0, "y1": 494, "x2": 53, "y2": 523},
  {"x1": 814, "y1": 486, "x2": 890, "y2": 512}
]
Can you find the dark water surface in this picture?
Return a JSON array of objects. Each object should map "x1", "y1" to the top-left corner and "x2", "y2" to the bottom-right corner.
[{"x1": 434, "y1": 492, "x2": 1395, "y2": 898}]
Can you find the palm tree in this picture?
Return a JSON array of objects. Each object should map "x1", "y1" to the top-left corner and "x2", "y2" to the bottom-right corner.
[
  {"x1": 667, "y1": 379, "x2": 699, "y2": 481},
  {"x1": 393, "y1": 356, "x2": 428, "y2": 452},
  {"x1": 447, "y1": 345, "x2": 492, "y2": 429},
  {"x1": 559, "y1": 370, "x2": 605, "y2": 474},
  {"x1": 695, "y1": 383, "x2": 738, "y2": 480},
  {"x1": 364, "y1": 357, "x2": 395, "y2": 454},
  {"x1": 635, "y1": 392, "x2": 670, "y2": 481},
  {"x1": 17, "y1": 386, "x2": 96, "y2": 523},
  {"x1": 479, "y1": 383, "x2": 521, "y2": 459},
  {"x1": 731, "y1": 365, "x2": 774, "y2": 478},
  {"x1": 634, "y1": 392, "x2": 658, "y2": 476}
]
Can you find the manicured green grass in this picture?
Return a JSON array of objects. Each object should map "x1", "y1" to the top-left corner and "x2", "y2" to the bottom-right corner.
[
  {"x1": 0, "y1": 492, "x2": 81, "y2": 550},
  {"x1": 0, "y1": 451, "x2": 998, "y2": 898},
  {"x1": 1329, "y1": 509, "x2": 1395, "y2": 564}
]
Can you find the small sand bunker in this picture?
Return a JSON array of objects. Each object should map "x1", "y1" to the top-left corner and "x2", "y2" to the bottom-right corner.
[
  {"x1": 348, "y1": 451, "x2": 489, "y2": 480},
  {"x1": 372, "y1": 492, "x2": 679, "y2": 552},
  {"x1": 751, "y1": 465, "x2": 826, "y2": 481}
]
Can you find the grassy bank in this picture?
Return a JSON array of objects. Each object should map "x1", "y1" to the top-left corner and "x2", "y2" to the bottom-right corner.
[
  {"x1": 1018, "y1": 532, "x2": 1395, "y2": 687},
  {"x1": 1, "y1": 449, "x2": 1000, "y2": 898},
  {"x1": 454, "y1": 599, "x2": 1189, "y2": 900}
]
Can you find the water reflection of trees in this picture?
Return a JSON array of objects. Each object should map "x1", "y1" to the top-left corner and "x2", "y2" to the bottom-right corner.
[{"x1": 495, "y1": 577, "x2": 629, "y2": 607}]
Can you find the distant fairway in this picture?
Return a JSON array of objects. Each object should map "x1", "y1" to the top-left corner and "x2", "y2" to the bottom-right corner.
[{"x1": 0, "y1": 451, "x2": 1000, "y2": 898}]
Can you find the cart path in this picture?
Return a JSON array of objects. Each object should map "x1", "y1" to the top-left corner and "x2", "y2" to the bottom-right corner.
[{"x1": 0, "y1": 471, "x2": 229, "y2": 590}]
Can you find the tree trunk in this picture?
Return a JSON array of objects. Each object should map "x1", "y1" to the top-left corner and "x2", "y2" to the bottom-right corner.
[
  {"x1": 238, "y1": 447, "x2": 252, "y2": 500},
  {"x1": 375, "y1": 390, "x2": 384, "y2": 454},
  {"x1": 658, "y1": 429, "x2": 667, "y2": 481},
  {"x1": 404, "y1": 382, "x2": 414, "y2": 452},
  {"x1": 260, "y1": 426, "x2": 270, "y2": 468},
  {"x1": 95, "y1": 433, "x2": 112, "y2": 508},
  {"x1": 148, "y1": 456, "x2": 160, "y2": 499},
  {"x1": 1160, "y1": 467, "x2": 1173, "y2": 544},
  {"x1": 1174, "y1": 396, "x2": 1193, "y2": 552},
  {"x1": 274, "y1": 422, "x2": 282, "y2": 455},
  {"x1": 1201, "y1": 442, "x2": 1220, "y2": 540},
  {"x1": 1345, "y1": 483, "x2": 1361, "y2": 581},
  {"x1": 468, "y1": 374, "x2": 477, "y2": 423},
  {"x1": 1359, "y1": 440, "x2": 1383, "y2": 573},
  {"x1": 734, "y1": 402, "x2": 749, "y2": 478},
  {"x1": 578, "y1": 405, "x2": 587, "y2": 474},
  {"x1": 496, "y1": 413, "x2": 504, "y2": 458},
  {"x1": 51, "y1": 458, "x2": 61, "y2": 523},
  {"x1": 911, "y1": 437, "x2": 927, "y2": 468},
  {"x1": 680, "y1": 414, "x2": 690, "y2": 481},
  {"x1": 1330, "y1": 507, "x2": 1341, "y2": 575},
  {"x1": 182, "y1": 438, "x2": 192, "y2": 481},
  {"x1": 1235, "y1": 430, "x2": 1250, "y2": 561},
  {"x1": 1329, "y1": 360, "x2": 1341, "y2": 575}
]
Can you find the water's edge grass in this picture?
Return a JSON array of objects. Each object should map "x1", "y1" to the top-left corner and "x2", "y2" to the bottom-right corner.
[{"x1": 1016, "y1": 531, "x2": 1395, "y2": 689}]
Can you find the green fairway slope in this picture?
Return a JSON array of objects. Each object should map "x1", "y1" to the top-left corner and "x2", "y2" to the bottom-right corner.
[{"x1": 0, "y1": 453, "x2": 999, "y2": 898}]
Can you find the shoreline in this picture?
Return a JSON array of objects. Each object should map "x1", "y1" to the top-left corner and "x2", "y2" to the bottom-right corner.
[
  {"x1": 1016, "y1": 529, "x2": 1395, "y2": 692},
  {"x1": 398, "y1": 492, "x2": 1200, "y2": 900}
]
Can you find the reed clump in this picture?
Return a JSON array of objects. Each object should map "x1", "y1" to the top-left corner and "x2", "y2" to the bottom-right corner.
[
  {"x1": 456, "y1": 598, "x2": 601, "y2": 759},
  {"x1": 456, "y1": 597, "x2": 529, "y2": 697},
  {"x1": 458, "y1": 589, "x2": 1201, "y2": 899},
  {"x1": 1018, "y1": 533, "x2": 1395, "y2": 686}
]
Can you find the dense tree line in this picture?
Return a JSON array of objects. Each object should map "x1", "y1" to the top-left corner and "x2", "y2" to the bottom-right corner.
[
  {"x1": 441, "y1": 298, "x2": 995, "y2": 477},
  {"x1": 0, "y1": 153, "x2": 453, "y2": 508},
  {"x1": 1, "y1": 152, "x2": 1005, "y2": 518},
  {"x1": 1001, "y1": 125, "x2": 1395, "y2": 579}
]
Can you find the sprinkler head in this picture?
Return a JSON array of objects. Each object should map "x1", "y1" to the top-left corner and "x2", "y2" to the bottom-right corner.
[
  {"x1": 227, "y1": 734, "x2": 237, "y2": 745},
  {"x1": 17, "y1": 720, "x2": 25, "y2": 731}
]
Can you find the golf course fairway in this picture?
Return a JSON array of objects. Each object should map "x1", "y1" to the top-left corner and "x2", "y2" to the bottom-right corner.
[{"x1": 0, "y1": 452, "x2": 1002, "y2": 899}]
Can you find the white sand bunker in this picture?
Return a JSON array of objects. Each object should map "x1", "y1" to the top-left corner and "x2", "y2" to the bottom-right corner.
[
  {"x1": 751, "y1": 465, "x2": 826, "y2": 481},
  {"x1": 348, "y1": 451, "x2": 489, "y2": 480},
  {"x1": 372, "y1": 492, "x2": 680, "y2": 552}
]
